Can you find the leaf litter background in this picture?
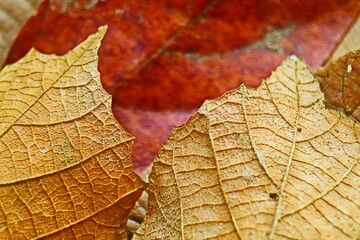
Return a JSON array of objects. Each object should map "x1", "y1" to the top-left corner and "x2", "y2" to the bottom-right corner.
[{"x1": 4, "y1": 0, "x2": 360, "y2": 172}]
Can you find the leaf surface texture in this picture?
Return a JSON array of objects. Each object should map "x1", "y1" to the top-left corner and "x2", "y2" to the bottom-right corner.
[
  {"x1": 317, "y1": 49, "x2": 360, "y2": 122},
  {"x1": 0, "y1": 27, "x2": 145, "y2": 239},
  {"x1": 136, "y1": 56, "x2": 360, "y2": 240}
]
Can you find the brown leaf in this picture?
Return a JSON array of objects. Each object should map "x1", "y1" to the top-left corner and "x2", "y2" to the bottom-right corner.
[
  {"x1": 135, "y1": 56, "x2": 360, "y2": 239},
  {"x1": 0, "y1": 0, "x2": 41, "y2": 66},
  {"x1": 0, "y1": 27, "x2": 145, "y2": 239},
  {"x1": 316, "y1": 49, "x2": 360, "y2": 122}
]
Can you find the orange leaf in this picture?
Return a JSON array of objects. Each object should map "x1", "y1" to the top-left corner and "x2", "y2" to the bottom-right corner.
[{"x1": 0, "y1": 27, "x2": 145, "y2": 239}]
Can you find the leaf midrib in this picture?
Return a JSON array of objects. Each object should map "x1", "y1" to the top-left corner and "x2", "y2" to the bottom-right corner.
[{"x1": 268, "y1": 60, "x2": 301, "y2": 239}]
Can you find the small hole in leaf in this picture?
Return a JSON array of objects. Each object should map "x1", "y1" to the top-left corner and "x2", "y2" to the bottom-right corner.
[{"x1": 269, "y1": 193, "x2": 279, "y2": 200}]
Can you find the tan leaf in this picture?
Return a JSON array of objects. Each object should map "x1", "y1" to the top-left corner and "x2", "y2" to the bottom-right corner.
[
  {"x1": 135, "y1": 56, "x2": 360, "y2": 240},
  {"x1": 0, "y1": 0, "x2": 41, "y2": 67},
  {"x1": 328, "y1": 16, "x2": 360, "y2": 63},
  {"x1": 316, "y1": 49, "x2": 360, "y2": 122},
  {"x1": 0, "y1": 26, "x2": 145, "y2": 239}
]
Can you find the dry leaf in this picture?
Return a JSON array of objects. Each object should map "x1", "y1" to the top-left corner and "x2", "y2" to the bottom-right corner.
[
  {"x1": 135, "y1": 56, "x2": 360, "y2": 239},
  {"x1": 0, "y1": 0, "x2": 41, "y2": 66},
  {"x1": 328, "y1": 16, "x2": 360, "y2": 62},
  {"x1": 0, "y1": 27, "x2": 145, "y2": 239},
  {"x1": 5, "y1": 0, "x2": 360, "y2": 171},
  {"x1": 316, "y1": 49, "x2": 360, "y2": 122}
]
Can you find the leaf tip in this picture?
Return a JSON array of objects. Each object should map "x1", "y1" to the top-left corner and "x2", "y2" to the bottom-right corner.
[
  {"x1": 87, "y1": 25, "x2": 108, "y2": 45},
  {"x1": 97, "y1": 25, "x2": 108, "y2": 36},
  {"x1": 73, "y1": 25, "x2": 108, "y2": 55},
  {"x1": 289, "y1": 54, "x2": 300, "y2": 62}
]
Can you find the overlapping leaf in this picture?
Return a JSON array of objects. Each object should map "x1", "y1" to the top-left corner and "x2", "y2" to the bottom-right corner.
[
  {"x1": 327, "y1": 17, "x2": 360, "y2": 62},
  {"x1": 317, "y1": 49, "x2": 360, "y2": 122},
  {"x1": 135, "y1": 56, "x2": 360, "y2": 239},
  {"x1": 0, "y1": 0, "x2": 41, "y2": 66},
  {"x1": 0, "y1": 27, "x2": 145, "y2": 239}
]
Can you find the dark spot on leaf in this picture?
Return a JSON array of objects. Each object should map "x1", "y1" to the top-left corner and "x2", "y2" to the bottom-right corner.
[{"x1": 269, "y1": 193, "x2": 279, "y2": 200}]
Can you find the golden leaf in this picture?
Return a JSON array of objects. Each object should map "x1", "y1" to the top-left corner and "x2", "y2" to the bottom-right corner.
[
  {"x1": 135, "y1": 56, "x2": 360, "y2": 239},
  {"x1": 0, "y1": 0, "x2": 41, "y2": 66},
  {"x1": 0, "y1": 26, "x2": 145, "y2": 239}
]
